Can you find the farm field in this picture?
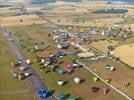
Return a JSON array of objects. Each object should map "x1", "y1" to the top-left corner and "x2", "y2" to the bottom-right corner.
[
  {"x1": 90, "y1": 40, "x2": 119, "y2": 53},
  {"x1": 0, "y1": 8, "x2": 19, "y2": 16},
  {"x1": 46, "y1": 17, "x2": 122, "y2": 27},
  {"x1": 113, "y1": 44, "x2": 134, "y2": 67},
  {"x1": 0, "y1": 15, "x2": 47, "y2": 27}
]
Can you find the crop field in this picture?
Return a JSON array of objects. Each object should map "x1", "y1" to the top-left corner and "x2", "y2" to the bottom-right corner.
[
  {"x1": 0, "y1": 8, "x2": 18, "y2": 16},
  {"x1": 90, "y1": 40, "x2": 119, "y2": 53},
  {"x1": 0, "y1": 15, "x2": 48, "y2": 27},
  {"x1": 113, "y1": 44, "x2": 134, "y2": 67}
]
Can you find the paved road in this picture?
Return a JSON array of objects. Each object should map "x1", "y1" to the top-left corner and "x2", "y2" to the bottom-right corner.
[{"x1": 0, "y1": 27, "x2": 57, "y2": 100}]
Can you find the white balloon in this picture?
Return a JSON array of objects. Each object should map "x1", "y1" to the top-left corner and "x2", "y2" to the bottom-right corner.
[{"x1": 74, "y1": 77, "x2": 80, "y2": 83}]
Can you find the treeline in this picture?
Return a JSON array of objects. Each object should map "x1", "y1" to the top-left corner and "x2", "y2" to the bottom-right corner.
[
  {"x1": 63, "y1": 0, "x2": 82, "y2": 2},
  {"x1": 31, "y1": 0, "x2": 56, "y2": 4}
]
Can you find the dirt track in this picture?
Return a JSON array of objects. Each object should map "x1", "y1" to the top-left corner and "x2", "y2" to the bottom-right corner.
[{"x1": 0, "y1": 15, "x2": 47, "y2": 27}]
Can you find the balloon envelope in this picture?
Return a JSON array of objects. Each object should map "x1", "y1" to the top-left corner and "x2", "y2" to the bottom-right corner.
[
  {"x1": 26, "y1": 59, "x2": 31, "y2": 64},
  {"x1": 67, "y1": 64, "x2": 73, "y2": 69},
  {"x1": 58, "y1": 80, "x2": 64, "y2": 85},
  {"x1": 38, "y1": 89, "x2": 47, "y2": 99},
  {"x1": 74, "y1": 77, "x2": 80, "y2": 83}
]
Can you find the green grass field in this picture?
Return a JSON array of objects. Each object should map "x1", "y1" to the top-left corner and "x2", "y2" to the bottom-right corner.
[
  {"x1": 0, "y1": 33, "x2": 38, "y2": 100},
  {"x1": 0, "y1": 33, "x2": 29, "y2": 91}
]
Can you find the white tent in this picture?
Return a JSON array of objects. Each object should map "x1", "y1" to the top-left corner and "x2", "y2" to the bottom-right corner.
[{"x1": 77, "y1": 52, "x2": 95, "y2": 58}]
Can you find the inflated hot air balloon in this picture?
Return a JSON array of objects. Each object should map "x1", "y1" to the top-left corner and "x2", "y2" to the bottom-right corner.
[
  {"x1": 103, "y1": 88, "x2": 110, "y2": 95},
  {"x1": 67, "y1": 64, "x2": 73, "y2": 69},
  {"x1": 59, "y1": 93, "x2": 65, "y2": 100},
  {"x1": 74, "y1": 77, "x2": 81, "y2": 84},
  {"x1": 38, "y1": 89, "x2": 47, "y2": 99},
  {"x1": 93, "y1": 77, "x2": 99, "y2": 82},
  {"x1": 57, "y1": 80, "x2": 64, "y2": 86},
  {"x1": 26, "y1": 59, "x2": 31, "y2": 65}
]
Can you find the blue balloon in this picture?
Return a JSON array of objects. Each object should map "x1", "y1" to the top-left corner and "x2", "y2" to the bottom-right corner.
[
  {"x1": 69, "y1": 96, "x2": 75, "y2": 100},
  {"x1": 62, "y1": 44, "x2": 69, "y2": 49},
  {"x1": 59, "y1": 51, "x2": 65, "y2": 56},
  {"x1": 38, "y1": 89, "x2": 47, "y2": 99},
  {"x1": 59, "y1": 93, "x2": 65, "y2": 100}
]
